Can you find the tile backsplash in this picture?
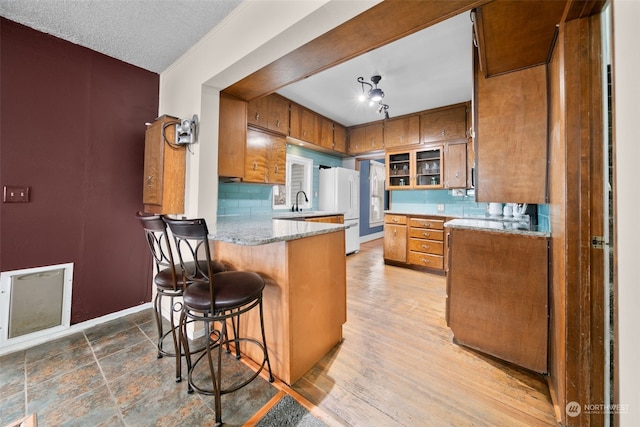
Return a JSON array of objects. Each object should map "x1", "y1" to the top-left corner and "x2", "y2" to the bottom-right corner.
[
  {"x1": 390, "y1": 189, "x2": 489, "y2": 217},
  {"x1": 217, "y1": 145, "x2": 342, "y2": 216}
]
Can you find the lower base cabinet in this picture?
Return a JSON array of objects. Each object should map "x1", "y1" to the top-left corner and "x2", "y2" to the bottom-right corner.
[
  {"x1": 383, "y1": 214, "x2": 407, "y2": 262},
  {"x1": 446, "y1": 227, "x2": 549, "y2": 373},
  {"x1": 383, "y1": 214, "x2": 446, "y2": 274}
]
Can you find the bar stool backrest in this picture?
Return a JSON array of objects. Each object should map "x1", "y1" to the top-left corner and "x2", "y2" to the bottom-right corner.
[
  {"x1": 136, "y1": 212, "x2": 179, "y2": 291},
  {"x1": 163, "y1": 217, "x2": 217, "y2": 310}
]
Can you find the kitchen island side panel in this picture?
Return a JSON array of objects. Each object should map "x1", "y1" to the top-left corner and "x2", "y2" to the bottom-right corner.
[
  {"x1": 447, "y1": 228, "x2": 549, "y2": 373},
  {"x1": 212, "y1": 230, "x2": 346, "y2": 384}
]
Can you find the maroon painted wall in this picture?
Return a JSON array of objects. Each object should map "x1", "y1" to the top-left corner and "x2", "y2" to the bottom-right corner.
[{"x1": 0, "y1": 18, "x2": 159, "y2": 323}]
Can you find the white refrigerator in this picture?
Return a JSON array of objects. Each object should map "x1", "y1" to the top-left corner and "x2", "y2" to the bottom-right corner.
[{"x1": 319, "y1": 167, "x2": 360, "y2": 254}]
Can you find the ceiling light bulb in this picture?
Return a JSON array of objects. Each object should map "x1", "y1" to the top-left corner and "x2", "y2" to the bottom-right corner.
[{"x1": 358, "y1": 94, "x2": 366, "y2": 102}]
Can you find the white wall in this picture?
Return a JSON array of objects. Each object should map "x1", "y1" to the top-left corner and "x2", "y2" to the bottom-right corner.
[{"x1": 613, "y1": 1, "x2": 640, "y2": 425}]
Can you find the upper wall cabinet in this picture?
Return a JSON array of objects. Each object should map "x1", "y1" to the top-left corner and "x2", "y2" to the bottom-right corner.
[
  {"x1": 472, "y1": 0, "x2": 566, "y2": 77},
  {"x1": 316, "y1": 116, "x2": 334, "y2": 150},
  {"x1": 384, "y1": 115, "x2": 420, "y2": 149},
  {"x1": 348, "y1": 122, "x2": 384, "y2": 154},
  {"x1": 420, "y1": 104, "x2": 469, "y2": 144},
  {"x1": 247, "y1": 93, "x2": 289, "y2": 135},
  {"x1": 245, "y1": 127, "x2": 286, "y2": 184},
  {"x1": 474, "y1": 49, "x2": 547, "y2": 203},
  {"x1": 143, "y1": 115, "x2": 186, "y2": 214},
  {"x1": 333, "y1": 123, "x2": 347, "y2": 154},
  {"x1": 289, "y1": 103, "x2": 317, "y2": 144},
  {"x1": 219, "y1": 93, "x2": 247, "y2": 178},
  {"x1": 444, "y1": 141, "x2": 468, "y2": 189}
]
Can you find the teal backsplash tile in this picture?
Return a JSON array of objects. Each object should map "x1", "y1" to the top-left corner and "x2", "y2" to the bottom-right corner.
[
  {"x1": 390, "y1": 189, "x2": 489, "y2": 216},
  {"x1": 217, "y1": 146, "x2": 342, "y2": 216}
]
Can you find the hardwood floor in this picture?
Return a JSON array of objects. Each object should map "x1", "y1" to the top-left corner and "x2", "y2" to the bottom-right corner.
[{"x1": 292, "y1": 239, "x2": 557, "y2": 427}]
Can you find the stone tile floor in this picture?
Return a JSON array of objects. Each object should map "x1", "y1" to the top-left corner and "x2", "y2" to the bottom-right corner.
[{"x1": 0, "y1": 309, "x2": 279, "y2": 427}]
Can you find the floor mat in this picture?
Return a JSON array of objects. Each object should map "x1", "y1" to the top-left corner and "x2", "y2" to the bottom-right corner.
[{"x1": 255, "y1": 394, "x2": 327, "y2": 427}]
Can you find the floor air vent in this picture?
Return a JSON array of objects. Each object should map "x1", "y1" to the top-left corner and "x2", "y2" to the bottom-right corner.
[{"x1": 0, "y1": 263, "x2": 73, "y2": 347}]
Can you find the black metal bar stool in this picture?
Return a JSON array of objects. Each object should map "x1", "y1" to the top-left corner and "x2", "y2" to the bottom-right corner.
[
  {"x1": 163, "y1": 216, "x2": 274, "y2": 425},
  {"x1": 136, "y1": 212, "x2": 227, "y2": 382}
]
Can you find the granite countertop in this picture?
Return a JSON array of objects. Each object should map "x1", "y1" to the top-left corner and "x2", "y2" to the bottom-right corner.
[
  {"x1": 210, "y1": 214, "x2": 349, "y2": 246},
  {"x1": 444, "y1": 218, "x2": 550, "y2": 237}
]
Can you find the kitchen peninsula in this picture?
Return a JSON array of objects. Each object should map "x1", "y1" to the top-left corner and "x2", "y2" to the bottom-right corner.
[{"x1": 209, "y1": 215, "x2": 349, "y2": 385}]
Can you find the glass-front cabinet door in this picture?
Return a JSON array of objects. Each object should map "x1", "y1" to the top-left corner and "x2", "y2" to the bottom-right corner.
[
  {"x1": 414, "y1": 146, "x2": 442, "y2": 188},
  {"x1": 386, "y1": 145, "x2": 443, "y2": 189},
  {"x1": 387, "y1": 151, "x2": 411, "y2": 188}
]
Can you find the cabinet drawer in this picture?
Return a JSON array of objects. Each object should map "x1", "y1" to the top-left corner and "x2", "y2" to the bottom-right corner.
[
  {"x1": 385, "y1": 214, "x2": 407, "y2": 225},
  {"x1": 409, "y1": 228, "x2": 444, "y2": 241},
  {"x1": 409, "y1": 218, "x2": 444, "y2": 230},
  {"x1": 409, "y1": 238, "x2": 443, "y2": 255},
  {"x1": 408, "y1": 251, "x2": 444, "y2": 269}
]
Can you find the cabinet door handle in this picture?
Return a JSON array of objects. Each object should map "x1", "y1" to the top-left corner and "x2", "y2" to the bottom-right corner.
[
  {"x1": 423, "y1": 222, "x2": 431, "y2": 228},
  {"x1": 421, "y1": 244, "x2": 430, "y2": 250},
  {"x1": 274, "y1": 164, "x2": 279, "y2": 173},
  {"x1": 393, "y1": 229, "x2": 397, "y2": 237},
  {"x1": 253, "y1": 161, "x2": 257, "y2": 171},
  {"x1": 255, "y1": 112, "x2": 260, "y2": 121},
  {"x1": 423, "y1": 232, "x2": 430, "y2": 237},
  {"x1": 146, "y1": 176, "x2": 153, "y2": 187},
  {"x1": 392, "y1": 218, "x2": 398, "y2": 223},
  {"x1": 422, "y1": 258, "x2": 431, "y2": 264},
  {"x1": 275, "y1": 120, "x2": 280, "y2": 128},
  {"x1": 441, "y1": 129, "x2": 446, "y2": 136}
]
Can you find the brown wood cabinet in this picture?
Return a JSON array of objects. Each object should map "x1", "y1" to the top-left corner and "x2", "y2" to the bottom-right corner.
[
  {"x1": 348, "y1": 122, "x2": 384, "y2": 154},
  {"x1": 383, "y1": 115, "x2": 420, "y2": 148},
  {"x1": 142, "y1": 115, "x2": 186, "y2": 214},
  {"x1": 247, "y1": 93, "x2": 289, "y2": 135},
  {"x1": 333, "y1": 123, "x2": 347, "y2": 154},
  {"x1": 474, "y1": 51, "x2": 547, "y2": 203},
  {"x1": 245, "y1": 127, "x2": 286, "y2": 184},
  {"x1": 446, "y1": 227, "x2": 549, "y2": 373},
  {"x1": 218, "y1": 93, "x2": 247, "y2": 178},
  {"x1": 444, "y1": 141, "x2": 468, "y2": 189},
  {"x1": 384, "y1": 214, "x2": 446, "y2": 274},
  {"x1": 420, "y1": 104, "x2": 468, "y2": 144},
  {"x1": 316, "y1": 116, "x2": 334, "y2": 150},
  {"x1": 383, "y1": 214, "x2": 407, "y2": 263},
  {"x1": 289, "y1": 103, "x2": 316, "y2": 144},
  {"x1": 407, "y1": 217, "x2": 445, "y2": 271}
]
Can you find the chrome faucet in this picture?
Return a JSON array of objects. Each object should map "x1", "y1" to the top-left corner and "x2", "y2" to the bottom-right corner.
[{"x1": 293, "y1": 190, "x2": 308, "y2": 212}]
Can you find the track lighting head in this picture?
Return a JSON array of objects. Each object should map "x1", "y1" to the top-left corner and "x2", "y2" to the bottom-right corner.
[{"x1": 357, "y1": 75, "x2": 390, "y2": 118}]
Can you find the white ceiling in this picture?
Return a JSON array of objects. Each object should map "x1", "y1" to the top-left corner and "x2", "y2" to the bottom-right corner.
[
  {"x1": 0, "y1": 1, "x2": 472, "y2": 127},
  {"x1": 278, "y1": 12, "x2": 473, "y2": 126}
]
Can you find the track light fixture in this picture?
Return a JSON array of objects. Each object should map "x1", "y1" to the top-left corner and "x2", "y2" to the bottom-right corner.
[{"x1": 357, "y1": 75, "x2": 390, "y2": 118}]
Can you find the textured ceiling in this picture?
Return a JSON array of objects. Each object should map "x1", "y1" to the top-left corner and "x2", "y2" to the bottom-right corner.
[
  {"x1": 0, "y1": 1, "x2": 472, "y2": 126},
  {"x1": 0, "y1": 0, "x2": 242, "y2": 73}
]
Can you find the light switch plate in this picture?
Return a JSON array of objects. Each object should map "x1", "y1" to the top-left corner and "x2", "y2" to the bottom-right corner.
[{"x1": 3, "y1": 186, "x2": 30, "y2": 203}]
